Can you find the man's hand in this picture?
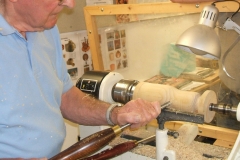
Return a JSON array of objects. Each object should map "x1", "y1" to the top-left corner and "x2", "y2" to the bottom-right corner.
[{"x1": 111, "y1": 98, "x2": 161, "y2": 129}]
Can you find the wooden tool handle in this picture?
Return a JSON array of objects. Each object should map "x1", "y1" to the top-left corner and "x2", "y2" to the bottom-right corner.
[
  {"x1": 49, "y1": 128, "x2": 116, "y2": 160},
  {"x1": 81, "y1": 141, "x2": 137, "y2": 160}
]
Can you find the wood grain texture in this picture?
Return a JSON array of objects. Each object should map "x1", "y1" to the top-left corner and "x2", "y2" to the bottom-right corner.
[
  {"x1": 50, "y1": 128, "x2": 116, "y2": 160},
  {"x1": 82, "y1": 141, "x2": 137, "y2": 160}
]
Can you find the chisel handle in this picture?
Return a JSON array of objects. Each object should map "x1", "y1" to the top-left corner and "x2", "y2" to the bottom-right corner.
[
  {"x1": 50, "y1": 124, "x2": 130, "y2": 160},
  {"x1": 81, "y1": 141, "x2": 137, "y2": 160}
]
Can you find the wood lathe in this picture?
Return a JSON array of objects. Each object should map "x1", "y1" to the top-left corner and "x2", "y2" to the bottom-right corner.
[{"x1": 52, "y1": 70, "x2": 236, "y2": 160}]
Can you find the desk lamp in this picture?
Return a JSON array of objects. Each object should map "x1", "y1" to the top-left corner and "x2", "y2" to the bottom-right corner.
[{"x1": 176, "y1": 0, "x2": 240, "y2": 80}]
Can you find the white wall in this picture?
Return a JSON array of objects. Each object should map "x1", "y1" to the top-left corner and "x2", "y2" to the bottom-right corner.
[{"x1": 117, "y1": 14, "x2": 199, "y2": 81}]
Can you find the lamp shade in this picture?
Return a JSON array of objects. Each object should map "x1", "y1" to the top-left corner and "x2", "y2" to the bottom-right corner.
[
  {"x1": 176, "y1": 24, "x2": 221, "y2": 59},
  {"x1": 176, "y1": 4, "x2": 221, "y2": 59}
]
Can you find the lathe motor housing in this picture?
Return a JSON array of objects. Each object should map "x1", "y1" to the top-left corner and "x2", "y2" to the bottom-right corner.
[{"x1": 76, "y1": 70, "x2": 139, "y2": 104}]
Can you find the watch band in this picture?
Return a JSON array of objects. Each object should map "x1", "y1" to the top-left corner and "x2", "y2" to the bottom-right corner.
[{"x1": 106, "y1": 103, "x2": 119, "y2": 126}]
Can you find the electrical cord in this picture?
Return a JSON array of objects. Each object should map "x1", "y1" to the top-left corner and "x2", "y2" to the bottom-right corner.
[{"x1": 211, "y1": 0, "x2": 240, "y2": 19}]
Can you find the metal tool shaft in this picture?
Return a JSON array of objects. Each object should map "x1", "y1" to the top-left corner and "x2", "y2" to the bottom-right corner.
[{"x1": 136, "y1": 135, "x2": 155, "y2": 145}]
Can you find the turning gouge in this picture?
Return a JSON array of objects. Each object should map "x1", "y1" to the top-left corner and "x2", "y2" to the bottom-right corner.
[{"x1": 49, "y1": 124, "x2": 130, "y2": 160}]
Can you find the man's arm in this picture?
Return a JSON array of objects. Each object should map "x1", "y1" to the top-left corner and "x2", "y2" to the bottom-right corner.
[{"x1": 60, "y1": 86, "x2": 160, "y2": 128}]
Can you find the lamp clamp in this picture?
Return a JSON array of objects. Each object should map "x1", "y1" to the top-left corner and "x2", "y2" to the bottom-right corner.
[{"x1": 222, "y1": 18, "x2": 240, "y2": 35}]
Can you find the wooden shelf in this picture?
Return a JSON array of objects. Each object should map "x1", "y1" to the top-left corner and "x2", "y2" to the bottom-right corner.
[{"x1": 144, "y1": 69, "x2": 220, "y2": 93}]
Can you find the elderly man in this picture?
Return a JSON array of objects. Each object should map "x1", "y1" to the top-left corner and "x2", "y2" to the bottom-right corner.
[{"x1": 0, "y1": 0, "x2": 160, "y2": 159}]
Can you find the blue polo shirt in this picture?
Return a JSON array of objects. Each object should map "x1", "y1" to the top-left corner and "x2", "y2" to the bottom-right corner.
[{"x1": 0, "y1": 15, "x2": 73, "y2": 158}]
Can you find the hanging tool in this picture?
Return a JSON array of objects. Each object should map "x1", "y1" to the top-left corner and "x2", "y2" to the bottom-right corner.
[
  {"x1": 49, "y1": 124, "x2": 130, "y2": 160},
  {"x1": 81, "y1": 135, "x2": 156, "y2": 160}
]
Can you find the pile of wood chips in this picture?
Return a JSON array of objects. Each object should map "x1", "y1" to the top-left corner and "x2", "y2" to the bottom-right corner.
[{"x1": 109, "y1": 128, "x2": 231, "y2": 160}]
